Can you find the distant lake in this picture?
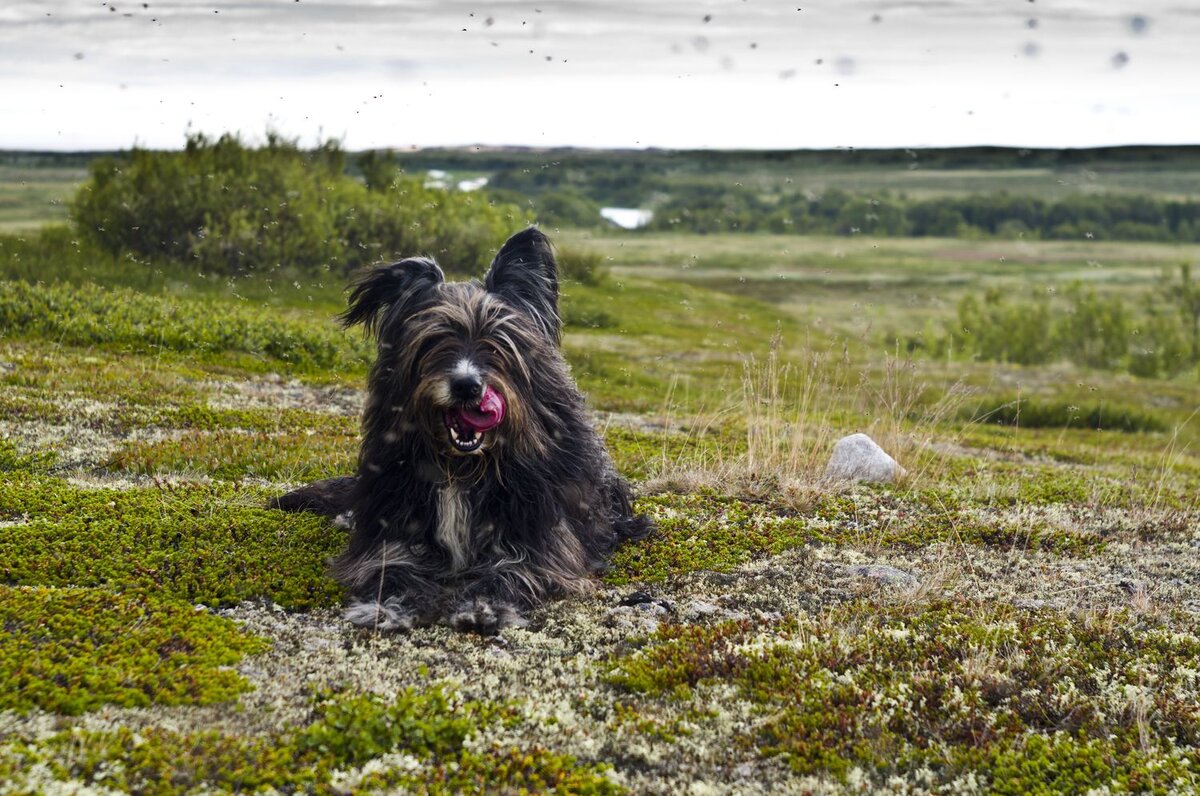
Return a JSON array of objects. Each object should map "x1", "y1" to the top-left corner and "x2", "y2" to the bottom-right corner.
[{"x1": 601, "y1": 207, "x2": 653, "y2": 230}]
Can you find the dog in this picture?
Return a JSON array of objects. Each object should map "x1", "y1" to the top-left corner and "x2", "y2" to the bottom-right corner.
[{"x1": 271, "y1": 228, "x2": 652, "y2": 634}]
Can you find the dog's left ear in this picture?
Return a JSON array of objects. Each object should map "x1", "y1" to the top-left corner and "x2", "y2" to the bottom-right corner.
[{"x1": 484, "y1": 227, "x2": 561, "y2": 343}]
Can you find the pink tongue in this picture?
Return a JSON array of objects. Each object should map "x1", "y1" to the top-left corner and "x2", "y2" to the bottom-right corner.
[{"x1": 457, "y1": 385, "x2": 505, "y2": 432}]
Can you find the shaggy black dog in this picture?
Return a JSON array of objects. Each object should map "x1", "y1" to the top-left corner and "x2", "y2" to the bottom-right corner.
[{"x1": 272, "y1": 228, "x2": 651, "y2": 634}]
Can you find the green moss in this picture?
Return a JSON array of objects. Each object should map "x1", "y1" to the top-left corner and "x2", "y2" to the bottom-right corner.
[
  {"x1": 0, "y1": 586, "x2": 265, "y2": 714},
  {"x1": 293, "y1": 688, "x2": 508, "y2": 765},
  {"x1": 609, "y1": 493, "x2": 815, "y2": 585},
  {"x1": 0, "y1": 474, "x2": 344, "y2": 609},
  {"x1": 354, "y1": 745, "x2": 623, "y2": 795},
  {"x1": 0, "y1": 280, "x2": 370, "y2": 371},
  {"x1": 957, "y1": 734, "x2": 1197, "y2": 796},
  {"x1": 0, "y1": 438, "x2": 53, "y2": 473},
  {"x1": 608, "y1": 601, "x2": 1200, "y2": 790},
  {"x1": 106, "y1": 430, "x2": 357, "y2": 481},
  {"x1": 0, "y1": 688, "x2": 621, "y2": 795}
]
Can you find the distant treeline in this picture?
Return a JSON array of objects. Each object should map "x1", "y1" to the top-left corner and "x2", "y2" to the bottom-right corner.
[
  {"x1": 645, "y1": 187, "x2": 1200, "y2": 242},
  {"x1": 374, "y1": 145, "x2": 1200, "y2": 241},
  {"x1": 22, "y1": 144, "x2": 1200, "y2": 176}
]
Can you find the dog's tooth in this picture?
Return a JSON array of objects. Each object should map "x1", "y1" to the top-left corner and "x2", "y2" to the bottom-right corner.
[{"x1": 450, "y1": 426, "x2": 460, "y2": 441}]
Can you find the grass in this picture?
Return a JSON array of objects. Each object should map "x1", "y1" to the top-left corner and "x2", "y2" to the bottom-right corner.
[
  {"x1": 1, "y1": 213, "x2": 1198, "y2": 791},
  {"x1": 0, "y1": 163, "x2": 81, "y2": 232},
  {"x1": 562, "y1": 230, "x2": 1200, "y2": 346}
]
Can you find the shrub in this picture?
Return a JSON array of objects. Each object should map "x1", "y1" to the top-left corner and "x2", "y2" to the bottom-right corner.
[
  {"x1": 1054, "y1": 284, "x2": 1129, "y2": 369},
  {"x1": 535, "y1": 189, "x2": 603, "y2": 228},
  {"x1": 556, "y1": 244, "x2": 608, "y2": 286},
  {"x1": 70, "y1": 132, "x2": 528, "y2": 277},
  {"x1": 940, "y1": 280, "x2": 1198, "y2": 377},
  {"x1": 952, "y1": 288, "x2": 1056, "y2": 365}
]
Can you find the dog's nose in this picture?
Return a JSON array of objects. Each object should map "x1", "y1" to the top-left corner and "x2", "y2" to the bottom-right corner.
[{"x1": 449, "y1": 372, "x2": 485, "y2": 402}]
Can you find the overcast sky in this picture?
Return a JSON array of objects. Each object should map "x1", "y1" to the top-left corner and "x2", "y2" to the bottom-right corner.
[{"x1": 3, "y1": 0, "x2": 1197, "y2": 151}]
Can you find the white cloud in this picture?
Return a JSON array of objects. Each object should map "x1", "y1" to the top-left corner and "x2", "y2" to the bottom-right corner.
[{"x1": 3, "y1": 0, "x2": 1197, "y2": 150}]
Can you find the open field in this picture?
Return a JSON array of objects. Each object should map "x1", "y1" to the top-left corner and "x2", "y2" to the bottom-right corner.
[
  {"x1": 2, "y1": 138, "x2": 1200, "y2": 796},
  {"x1": 0, "y1": 163, "x2": 82, "y2": 232},
  {"x1": 563, "y1": 230, "x2": 1200, "y2": 338},
  {"x1": 2, "y1": 197, "x2": 1200, "y2": 792}
]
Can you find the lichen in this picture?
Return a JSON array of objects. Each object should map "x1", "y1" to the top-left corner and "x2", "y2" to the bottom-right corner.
[{"x1": 607, "y1": 600, "x2": 1200, "y2": 791}]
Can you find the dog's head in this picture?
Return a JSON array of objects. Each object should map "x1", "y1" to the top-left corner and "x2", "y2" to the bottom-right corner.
[{"x1": 341, "y1": 227, "x2": 562, "y2": 456}]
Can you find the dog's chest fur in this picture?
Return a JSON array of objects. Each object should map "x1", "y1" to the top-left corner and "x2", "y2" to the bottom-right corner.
[{"x1": 436, "y1": 484, "x2": 473, "y2": 571}]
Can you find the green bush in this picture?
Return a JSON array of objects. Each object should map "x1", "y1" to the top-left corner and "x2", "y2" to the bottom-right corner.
[
  {"x1": 950, "y1": 288, "x2": 1057, "y2": 365},
  {"x1": 556, "y1": 244, "x2": 609, "y2": 286},
  {"x1": 940, "y1": 277, "x2": 1199, "y2": 377},
  {"x1": 1055, "y1": 284, "x2": 1130, "y2": 369},
  {"x1": 70, "y1": 133, "x2": 528, "y2": 277},
  {"x1": 535, "y1": 188, "x2": 603, "y2": 228}
]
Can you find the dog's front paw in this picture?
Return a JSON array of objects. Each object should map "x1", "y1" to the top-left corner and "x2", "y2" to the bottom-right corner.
[
  {"x1": 344, "y1": 596, "x2": 417, "y2": 632},
  {"x1": 445, "y1": 598, "x2": 528, "y2": 636}
]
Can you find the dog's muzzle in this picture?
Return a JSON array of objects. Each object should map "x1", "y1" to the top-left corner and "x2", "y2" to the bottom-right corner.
[{"x1": 442, "y1": 384, "x2": 505, "y2": 453}]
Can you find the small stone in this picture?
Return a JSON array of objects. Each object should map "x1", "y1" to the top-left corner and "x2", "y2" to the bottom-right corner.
[
  {"x1": 823, "y1": 433, "x2": 906, "y2": 483},
  {"x1": 682, "y1": 600, "x2": 721, "y2": 620},
  {"x1": 618, "y1": 591, "x2": 674, "y2": 612},
  {"x1": 604, "y1": 603, "x2": 670, "y2": 635},
  {"x1": 848, "y1": 564, "x2": 918, "y2": 588}
]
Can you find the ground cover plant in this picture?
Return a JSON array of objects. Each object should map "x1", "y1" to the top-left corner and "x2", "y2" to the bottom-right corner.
[{"x1": 0, "y1": 144, "x2": 1198, "y2": 793}]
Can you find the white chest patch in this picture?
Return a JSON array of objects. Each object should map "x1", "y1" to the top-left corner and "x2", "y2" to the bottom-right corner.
[{"x1": 436, "y1": 484, "x2": 472, "y2": 571}]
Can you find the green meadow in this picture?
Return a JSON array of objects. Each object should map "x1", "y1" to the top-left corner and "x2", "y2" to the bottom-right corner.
[{"x1": 1, "y1": 146, "x2": 1198, "y2": 794}]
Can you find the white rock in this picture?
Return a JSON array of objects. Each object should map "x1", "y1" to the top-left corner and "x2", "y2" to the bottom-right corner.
[{"x1": 823, "y1": 433, "x2": 905, "y2": 484}]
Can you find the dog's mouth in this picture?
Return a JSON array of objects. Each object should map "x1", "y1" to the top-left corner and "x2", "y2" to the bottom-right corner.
[{"x1": 443, "y1": 385, "x2": 505, "y2": 454}]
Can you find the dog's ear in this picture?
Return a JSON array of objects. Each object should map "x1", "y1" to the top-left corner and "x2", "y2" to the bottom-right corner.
[
  {"x1": 339, "y1": 257, "x2": 445, "y2": 336},
  {"x1": 484, "y1": 227, "x2": 561, "y2": 343}
]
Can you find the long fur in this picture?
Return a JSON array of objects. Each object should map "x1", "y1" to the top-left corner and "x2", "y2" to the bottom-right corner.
[{"x1": 272, "y1": 228, "x2": 651, "y2": 634}]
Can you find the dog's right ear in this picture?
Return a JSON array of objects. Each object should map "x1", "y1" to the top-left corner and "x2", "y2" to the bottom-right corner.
[
  {"x1": 485, "y1": 227, "x2": 561, "y2": 344},
  {"x1": 339, "y1": 257, "x2": 445, "y2": 335}
]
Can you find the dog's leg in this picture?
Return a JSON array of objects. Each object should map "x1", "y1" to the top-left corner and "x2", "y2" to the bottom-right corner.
[
  {"x1": 334, "y1": 542, "x2": 442, "y2": 633},
  {"x1": 445, "y1": 595, "x2": 529, "y2": 635},
  {"x1": 268, "y1": 475, "x2": 358, "y2": 520},
  {"x1": 604, "y1": 473, "x2": 654, "y2": 544},
  {"x1": 344, "y1": 594, "x2": 424, "y2": 632},
  {"x1": 443, "y1": 569, "x2": 537, "y2": 635}
]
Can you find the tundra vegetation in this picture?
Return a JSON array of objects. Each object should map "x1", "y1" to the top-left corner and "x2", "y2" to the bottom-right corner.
[{"x1": 0, "y1": 139, "x2": 1197, "y2": 794}]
